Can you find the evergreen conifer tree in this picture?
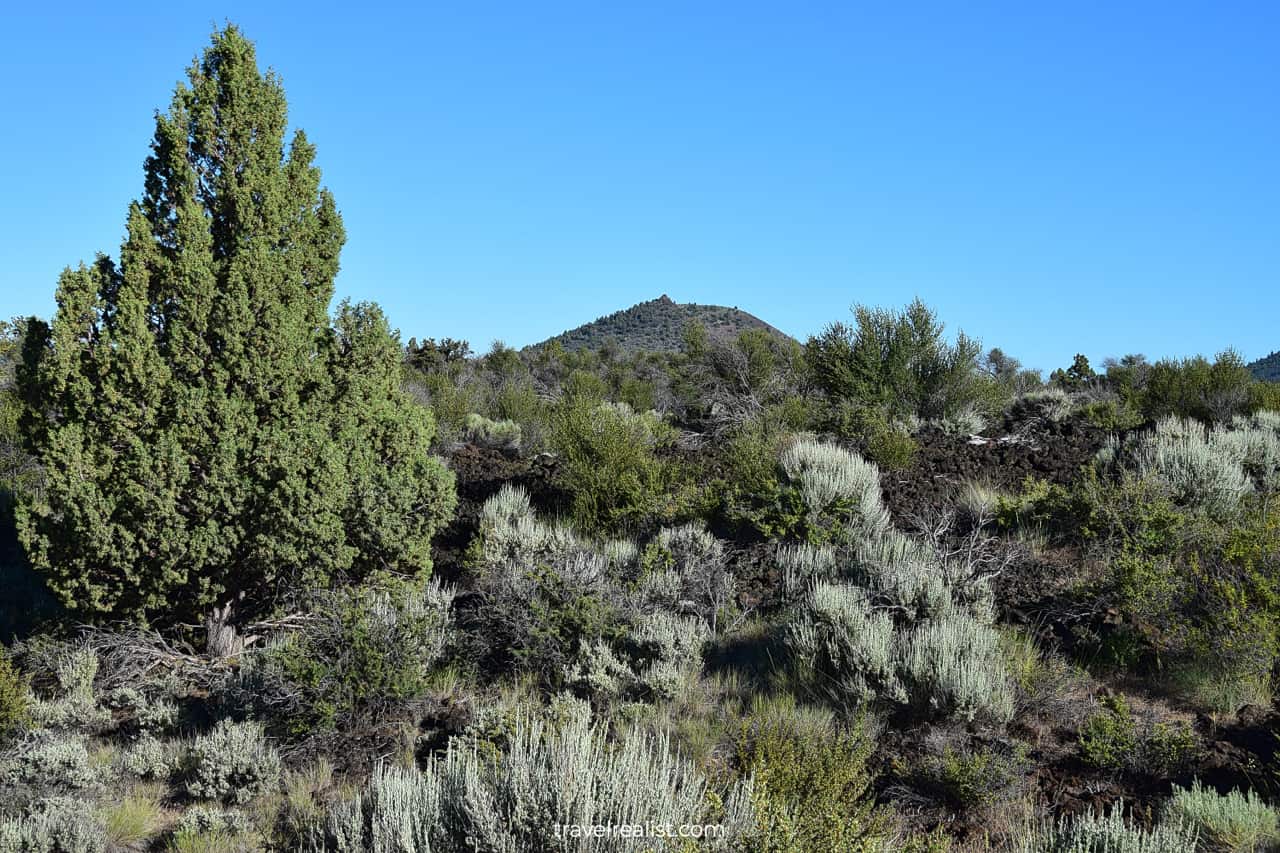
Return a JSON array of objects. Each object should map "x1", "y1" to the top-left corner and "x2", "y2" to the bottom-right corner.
[{"x1": 17, "y1": 26, "x2": 455, "y2": 621}]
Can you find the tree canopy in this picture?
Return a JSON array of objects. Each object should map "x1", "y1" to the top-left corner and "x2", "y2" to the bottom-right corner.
[{"x1": 16, "y1": 26, "x2": 455, "y2": 622}]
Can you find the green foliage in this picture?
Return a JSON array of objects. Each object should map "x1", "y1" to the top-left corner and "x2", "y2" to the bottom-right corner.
[
  {"x1": 911, "y1": 743, "x2": 1029, "y2": 811},
  {"x1": 823, "y1": 404, "x2": 917, "y2": 471},
  {"x1": 182, "y1": 719, "x2": 281, "y2": 805},
  {"x1": 995, "y1": 476, "x2": 1098, "y2": 540},
  {"x1": 463, "y1": 413, "x2": 522, "y2": 451},
  {"x1": 1049, "y1": 353, "x2": 1098, "y2": 391},
  {"x1": 806, "y1": 298, "x2": 1002, "y2": 421},
  {"x1": 0, "y1": 651, "x2": 29, "y2": 741},
  {"x1": 1080, "y1": 398, "x2": 1145, "y2": 431},
  {"x1": 237, "y1": 578, "x2": 454, "y2": 736},
  {"x1": 1141, "y1": 350, "x2": 1258, "y2": 424},
  {"x1": 1165, "y1": 781, "x2": 1280, "y2": 853},
  {"x1": 15, "y1": 27, "x2": 455, "y2": 622},
  {"x1": 540, "y1": 293, "x2": 788, "y2": 355},
  {"x1": 737, "y1": 716, "x2": 888, "y2": 852},
  {"x1": 1078, "y1": 695, "x2": 1198, "y2": 776},
  {"x1": 550, "y1": 399, "x2": 677, "y2": 534}
]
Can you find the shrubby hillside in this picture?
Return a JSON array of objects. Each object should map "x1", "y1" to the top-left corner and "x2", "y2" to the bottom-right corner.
[
  {"x1": 1251, "y1": 350, "x2": 1280, "y2": 382},
  {"x1": 5, "y1": 25, "x2": 1280, "y2": 853},
  {"x1": 532, "y1": 293, "x2": 793, "y2": 354}
]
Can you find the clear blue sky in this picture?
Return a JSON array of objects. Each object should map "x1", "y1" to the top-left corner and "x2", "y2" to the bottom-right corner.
[{"x1": 1, "y1": 2, "x2": 1276, "y2": 373}]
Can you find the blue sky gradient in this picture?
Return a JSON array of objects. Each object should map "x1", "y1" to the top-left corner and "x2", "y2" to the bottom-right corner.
[{"x1": 1, "y1": 2, "x2": 1276, "y2": 373}]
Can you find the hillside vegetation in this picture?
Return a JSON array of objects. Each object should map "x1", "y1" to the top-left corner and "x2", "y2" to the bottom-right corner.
[
  {"x1": 533, "y1": 293, "x2": 792, "y2": 354},
  {"x1": 1251, "y1": 351, "x2": 1280, "y2": 382},
  {"x1": 4, "y1": 25, "x2": 1280, "y2": 853}
]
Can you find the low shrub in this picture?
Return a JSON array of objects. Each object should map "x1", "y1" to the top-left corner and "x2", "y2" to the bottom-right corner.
[
  {"x1": 737, "y1": 714, "x2": 890, "y2": 852},
  {"x1": 1165, "y1": 781, "x2": 1280, "y2": 852},
  {"x1": 779, "y1": 437, "x2": 890, "y2": 541},
  {"x1": 119, "y1": 734, "x2": 174, "y2": 780},
  {"x1": 315, "y1": 711, "x2": 754, "y2": 851},
  {"x1": 1078, "y1": 696, "x2": 1198, "y2": 777},
  {"x1": 182, "y1": 719, "x2": 281, "y2": 805},
  {"x1": 6, "y1": 733, "x2": 101, "y2": 789},
  {"x1": 237, "y1": 578, "x2": 455, "y2": 736},
  {"x1": 0, "y1": 651, "x2": 29, "y2": 742},
  {"x1": 1131, "y1": 417, "x2": 1250, "y2": 518},
  {"x1": 823, "y1": 403, "x2": 917, "y2": 471},
  {"x1": 549, "y1": 398, "x2": 677, "y2": 534},
  {"x1": 1019, "y1": 801, "x2": 1198, "y2": 852},
  {"x1": 463, "y1": 412, "x2": 522, "y2": 451},
  {"x1": 911, "y1": 742, "x2": 1030, "y2": 811},
  {"x1": 0, "y1": 797, "x2": 106, "y2": 853}
]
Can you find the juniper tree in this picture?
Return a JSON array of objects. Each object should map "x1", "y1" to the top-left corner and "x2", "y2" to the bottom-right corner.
[{"x1": 16, "y1": 26, "x2": 455, "y2": 621}]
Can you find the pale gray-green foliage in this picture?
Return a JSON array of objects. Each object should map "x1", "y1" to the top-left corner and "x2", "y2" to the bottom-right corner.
[
  {"x1": 566, "y1": 614, "x2": 709, "y2": 703},
  {"x1": 646, "y1": 523, "x2": 736, "y2": 633},
  {"x1": 1017, "y1": 388, "x2": 1074, "y2": 422},
  {"x1": 317, "y1": 711, "x2": 754, "y2": 852},
  {"x1": 899, "y1": 609, "x2": 1014, "y2": 722},
  {"x1": 26, "y1": 648, "x2": 110, "y2": 733},
  {"x1": 1165, "y1": 781, "x2": 1279, "y2": 852},
  {"x1": 101, "y1": 687, "x2": 178, "y2": 733},
  {"x1": 475, "y1": 485, "x2": 613, "y2": 585},
  {"x1": 629, "y1": 613, "x2": 710, "y2": 700},
  {"x1": 932, "y1": 403, "x2": 988, "y2": 436},
  {"x1": 781, "y1": 444, "x2": 1013, "y2": 722},
  {"x1": 1218, "y1": 415, "x2": 1280, "y2": 494},
  {"x1": 787, "y1": 582, "x2": 902, "y2": 706},
  {"x1": 118, "y1": 734, "x2": 173, "y2": 780},
  {"x1": 1129, "y1": 416, "x2": 1251, "y2": 517},
  {"x1": 855, "y1": 530, "x2": 951, "y2": 617},
  {"x1": 1018, "y1": 801, "x2": 1198, "y2": 852},
  {"x1": 0, "y1": 796, "x2": 105, "y2": 853},
  {"x1": 563, "y1": 640, "x2": 633, "y2": 701},
  {"x1": 465, "y1": 413, "x2": 523, "y2": 451},
  {"x1": 781, "y1": 437, "x2": 890, "y2": 536},
  {"x1": 4, "y1": 733, "x2": 102, "y2": 789},
  {"x1": 54, "y1": 649, "x2": 97, "y2": 699},
  {"x1": 175, "y1": 805, "x2": 253, "y2": 837},
  {"x1": 183, "y1": 719, "x2": 281, "y2": 805},
  {"x1": 777, "y1": 542, "x2": 838, "y2": 602}
]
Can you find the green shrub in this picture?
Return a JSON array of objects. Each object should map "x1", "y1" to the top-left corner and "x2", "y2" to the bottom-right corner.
[
  {"x1": 1078, "y1": 696, "x2": 1198, "y2": 776},
  {"x1": 994, "y1": 476, "x2": 1096, "y2": 541},
  {"x1": 463, "y1": 413, "x2": 522, "y2": 451},
  {"x1": 238, "y1": 578, "x2": 454, "y2": 736},
  {"x1": 1141, "y1": 350, "x2": 1257, "y2": 424},
  {"x1": 0, "y1": 651, "x2": 29, "y2": 741},
  {"x1": 737, "y1": 715, "x2": 889, "y2": 852},
  {"x1": 550, "y1": 398, "x2": 676, "y2": 533},
  {"x1": 182, "y1": 719, "x2": 281, "y2": 805},
  {"x1": 824, "y1": 404, "x2": 917, "y2": 471},
  {"x1": 806, "y1": 298, "x2": 1004, "y2": 421},
  {"x1": 1080, "y1": 397, "x2": 1144, "y2": 431},
  {"x1": 1165, "y1": 781, "x2": 1280, "y2": 852},
  {"x1": 912, "y1": 743, "x2": 1029, "y2": 810},
  {"x1": 1079, "y1": 696, "x2": 1140, "y2": 771}
]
